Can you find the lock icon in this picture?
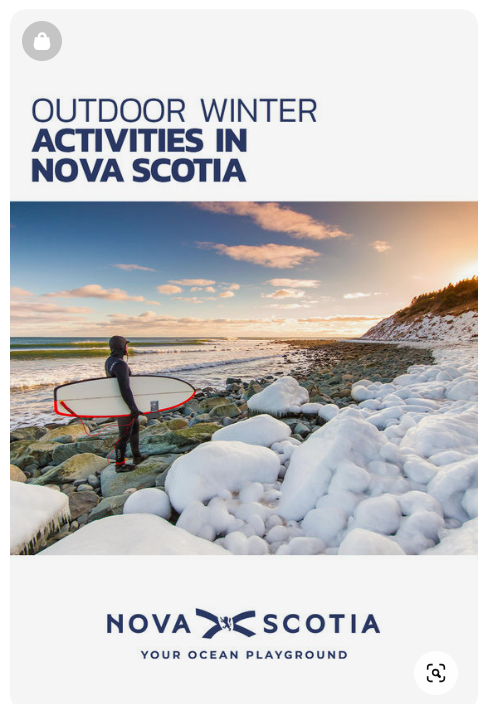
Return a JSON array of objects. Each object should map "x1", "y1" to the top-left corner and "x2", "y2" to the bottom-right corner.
[{"x1": 33, "y1": 32, "x2": 50, "y2": 51}]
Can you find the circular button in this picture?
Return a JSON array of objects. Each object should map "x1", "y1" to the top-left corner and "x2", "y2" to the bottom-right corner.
[
  {"x1": 22, "y1": 22, "x2": 62, "y2": 61},
  {"x1": 414, "y1": 651, "x2": 458, "y2": 695}
]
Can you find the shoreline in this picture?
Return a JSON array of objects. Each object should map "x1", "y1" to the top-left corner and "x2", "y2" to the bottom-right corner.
[{"x1": 11, "y1": 339, "x2": 437, "y2": 555}]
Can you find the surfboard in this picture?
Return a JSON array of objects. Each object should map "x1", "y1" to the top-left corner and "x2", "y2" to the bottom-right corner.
[{"x1": 54, "y1": 375, "x2": 196, "y2": 418}]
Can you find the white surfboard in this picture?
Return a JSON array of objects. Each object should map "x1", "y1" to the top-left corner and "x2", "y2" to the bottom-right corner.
[{"x1": 54, "y1": 375, "x2": 196, "y2": 418}]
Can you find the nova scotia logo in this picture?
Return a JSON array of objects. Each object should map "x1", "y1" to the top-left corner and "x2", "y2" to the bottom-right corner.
[{"x1": 196, "y1": 609, "x2": 256, "y2": 639}]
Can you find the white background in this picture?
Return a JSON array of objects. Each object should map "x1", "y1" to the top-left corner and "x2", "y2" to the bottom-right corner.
[
  {"x1": 10, "y1": 10, "x2": 477, "y2": 200},
  {"x1": 6, "y1": 4, "x2": 485, "y2": 704}
]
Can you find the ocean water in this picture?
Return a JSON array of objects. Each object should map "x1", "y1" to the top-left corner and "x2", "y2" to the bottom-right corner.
[{"x1": 10, "y1": 337, "x2": 305, "y2": 429}]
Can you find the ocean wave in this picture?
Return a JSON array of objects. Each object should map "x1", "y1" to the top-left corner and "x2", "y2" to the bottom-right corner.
[
  {"x1": 10, "y1": 354, "x2": 281, "y2": 392},
  {"x1": 10, "y1": 353, "x2": 287, "y2": 391},
  {"x1": 133, "y1": 347, "x2": 198, "y2": 355},
  {"x1": 159, "y1": 353, "x2": 283, "y2": 373}
]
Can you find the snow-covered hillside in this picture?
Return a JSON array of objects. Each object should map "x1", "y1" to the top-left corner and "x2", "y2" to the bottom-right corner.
[{"x1": 362, "y1": 310, "x2": 478, "y2": 342}]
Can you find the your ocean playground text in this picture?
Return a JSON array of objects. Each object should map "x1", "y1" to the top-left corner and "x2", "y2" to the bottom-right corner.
[{"x1": 30, "y1": 97, "x2": 317, "y2": 183}]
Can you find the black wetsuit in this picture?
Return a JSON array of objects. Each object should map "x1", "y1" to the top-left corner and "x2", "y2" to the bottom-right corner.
[{"x1": 105, "y1": 342, "x2": 142, "y2": 465}]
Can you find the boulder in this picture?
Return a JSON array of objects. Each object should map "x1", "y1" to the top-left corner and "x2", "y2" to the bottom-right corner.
[
  {"x1": 199, "y1": 396, "x2": 229, "y2": 413},
  {"x1": 52, "y1": 443, "x2": 79, "y2": 465},
  {"x1": 31, "y1": 453, "x2": 109, "y2": 485},
  {"x1": 39, "y1": 513, "x2": 230, "y2": 555},
  {"x1": 10, "y1": 440, "x2": 58, "y2": 469},
  {"x1": 87, "y1": 494, "x2": 130, "y2": 522},
  {"x1": 10, "y1": 426, "x2": 47, "y2": 443},
  {"x1": 166, "y1": 418, "x2": 189, "y2": 430},
  {"x1": 10, "y1": 482, "x2": 70, "y2": 555},
  {"x1": 140, "y1": 422, "x2": 169, "y2": 438},
  {"x1": 182, "y1": 400, "x2": 200, "y2": 416},
  {"x1": 148, "y1": 424, "x2": 220, "y2": 450},
  {"x1": 244, "y1": 382, "x2": 263, "y2": 402},
  {"x1": 100, "y1": 457, "x2": 171, "y2": 497},
  {"x1": 155, "y1": 468, "x2": 172, "y2": 487},
  {"x1": 52, "y1": 435, "x2": 74, "y2": 444},
  {"x1": 44, "y1": 424, "x2": 87, "y2": 441},
  {"x1": 10, "y1": 465, "x2": 27, "y2": 483},
  {"x1": 188, "y1": 413, "x2": 212, "y2": 426},
  {"x1": 131, "y1": 440, "x2": 179, "y2": 456},
  {"x1": 68, "y1": 490, "x2": 100, "y2": 519},
  {"x1": 75, "y1": 437, "x2": 117, "y2": 455},
  {"x1": 209, "y1": 403, "x2": 241, "y2": 419}
]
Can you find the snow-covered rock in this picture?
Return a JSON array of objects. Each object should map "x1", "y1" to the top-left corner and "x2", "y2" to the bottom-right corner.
[
  {"x1": 300, "y1": 403, "x2": 323, "y2": 415},
  {"x1": 276, "y1": 537, "x2": 326, "y2": 555},
  {"x1": 318, "y1": 404, "x2": 340, "y2": 422},
  {"x1": 165, "y1": 440, "x2": 280, "y2": 513},
  {"x1": 39, "y1": 514, "x2": 230, "y2": 555},
  {"x1": 219, "y1": 531, "x2": 270, "y2": 555},
  {"x1": 422, "y1": 517, "x2": 478, "y2": 555},
  {"x1": 338, "y1": 529, "x2": 406, "y2": 555},
  {"x1": 176, "y1": 499, "x2": 234, "y2": 541},
  {"x1": 10, "y1": 481, "x2": 70, "y2": 554},
  {"x1": 393, "y1": 510, "x2": 445, "y2": 554},
  {"x1": 302, "y1": 506, "x2": 348, "y2": 546},
  {"x1": 445, "y1": 378, "x2": 478, "y2": 401},
  {"x1": 278, "y1": 409, "x2": 389, "y2": 521},
  {"x1": 400, "y1": 411, "x2": 477, "y2": 459},
  {"x1": 212, "y1": 414, "x2": 291, "y2": 446},
  {"x1": 123, "y1": 488, "x2": 172, "y2": 519},
  {"x1": 353, "y1": 495, "x2": 402, "y2": 535},
  {"x1": 362, "y1": 310, "x2": 477, "y2": 342},
  {"x1": 247, "y1": 376, "x2": 309, "y2": 416},
  {"x1": 427, "y1": 455, "x2": 478, "y2": 522},
  {"x1": 270, "y1": 343, "x2": 478, "y2": 554}
]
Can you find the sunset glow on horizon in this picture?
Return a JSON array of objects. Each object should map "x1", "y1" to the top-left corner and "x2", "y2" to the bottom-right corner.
[{"x1": 10, "y1": 201, "x2": 478, "y2": 338}]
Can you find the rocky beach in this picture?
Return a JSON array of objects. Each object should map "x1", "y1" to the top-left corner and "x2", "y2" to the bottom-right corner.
[{"x1": 11, "y1": 339, "x2": 446, "y2": 554}]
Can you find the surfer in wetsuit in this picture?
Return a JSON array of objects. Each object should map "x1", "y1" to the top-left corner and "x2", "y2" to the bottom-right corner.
[{"x1": 105, "y1": 335, "x2": 146, "y2": 473}]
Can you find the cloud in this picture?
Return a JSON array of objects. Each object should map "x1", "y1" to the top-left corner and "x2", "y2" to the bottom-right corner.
[
  {"x1": 43, "y1": 284, "x2": 145, "y2": 302},
  {"x1": 219, "y1": 291, "x2": 235, "y2": 298},
  {"x1": 11, "y1": 300, "x2": 92, "y2": 320},
  {"x1": 343, "y1": 292, "x2": 381, "y2": 299},
  {"x1": 200, "y1": 242, "x2": 321, "y2": 269},
  {"x1": 299, "y1": 315, "x2": 382, "y2": 323},
  {"x1": 113, "y1": 264, "x2": 157, "y2": 272},
  {"x1": 371, "y1": 240, "x2": 391, "y2": 253},
  {"x1": 205, "y1": 286, "x2": 216, "y2": 292},
  {"x1": 89, "y1": 311, "x2": 384, "y2": 338},
  {"x1": 262, "y1": 289, "x2": 305, "y2": 299},
  {"x1": 172, "y1": 296, "x2": 204, "y2": 304},
  {"x1": 11, "y1": 287, "x2": 34, "y2": 297},
  {"x1": 266, "y1": 278, "x2": 320, "y2": 288},
  {"x1": 146, "y1": 300, "x2": 161, "y2": 306},
  {"x1": 268, "y1": 303, "x2": 311, "y2": 309},
  {"x1": 157, "y1": 284, "x2": 183, "y2": 294},
  {"x1": 195, "y1": 202, "x2": 352, "y2": 240},
  {"x1": 227, "y1": 283, "x2": 240, "y2": 291},
  {"x1": 169, "y1": 279, "x2": 216, "y2": 286}
]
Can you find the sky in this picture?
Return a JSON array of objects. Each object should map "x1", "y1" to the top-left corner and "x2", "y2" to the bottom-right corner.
[{"x1": 10, "y1": 201, "x2": 478, "y2": 338}]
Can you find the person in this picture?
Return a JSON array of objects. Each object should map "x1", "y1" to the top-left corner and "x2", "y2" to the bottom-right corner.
[{"x1": 105, "y1": 335, "x2": 146, "y2": 472}]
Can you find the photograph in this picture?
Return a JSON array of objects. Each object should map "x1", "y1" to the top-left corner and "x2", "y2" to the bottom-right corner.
[{"x1": 10, "y1": 201, "x2": 478, "y2": 556}]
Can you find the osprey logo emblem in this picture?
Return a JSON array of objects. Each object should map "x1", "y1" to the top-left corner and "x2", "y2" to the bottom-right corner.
[{"x1": 196, "y1": 609, "x2": 256, "y2": 639}]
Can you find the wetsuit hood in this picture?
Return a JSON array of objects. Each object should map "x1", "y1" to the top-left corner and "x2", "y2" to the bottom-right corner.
[{"x1": 109, "y1": 335, "x2": 130, "y2": 356}]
